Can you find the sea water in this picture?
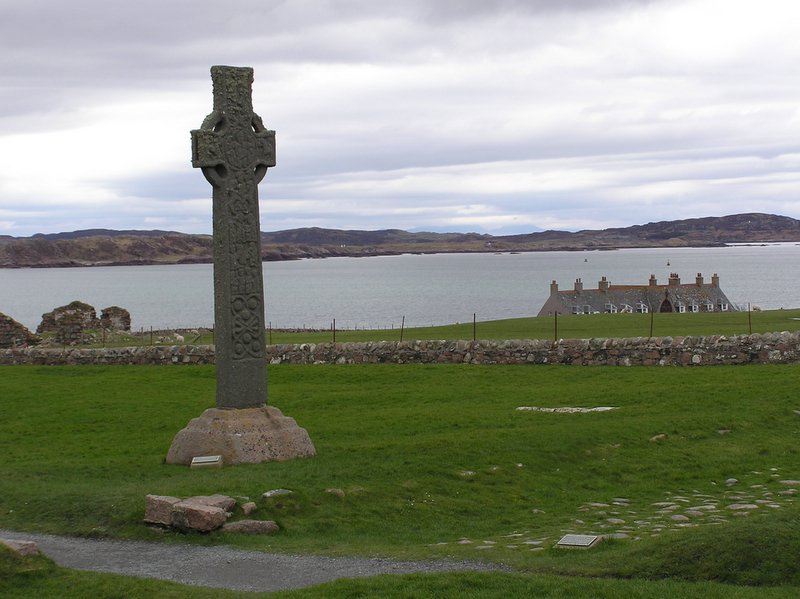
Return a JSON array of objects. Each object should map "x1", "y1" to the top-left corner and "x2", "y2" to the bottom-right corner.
[{"x1": 0, "y1": 243, "x2": 798, "y2": 331}]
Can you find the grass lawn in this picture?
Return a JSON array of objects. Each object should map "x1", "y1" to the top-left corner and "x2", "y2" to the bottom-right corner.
[
  {"x1": 265, "y1": 307, "x2": 800, "y2": 345},
  {"x1": 1, "y1": 363, "x2": 799, "y2": 597},
  {"x1": 75, "y1": 307, "x2": 800, "y2": 347}
]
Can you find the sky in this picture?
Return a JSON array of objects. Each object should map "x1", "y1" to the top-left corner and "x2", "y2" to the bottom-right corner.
[{"x1": 1, "y1": 0, "x2": 799, "y2": 237}]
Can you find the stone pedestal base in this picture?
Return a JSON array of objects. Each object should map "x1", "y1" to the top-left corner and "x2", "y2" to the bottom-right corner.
[{"x1": 166, "y1": 406, "x2": 316, "y2": 465}]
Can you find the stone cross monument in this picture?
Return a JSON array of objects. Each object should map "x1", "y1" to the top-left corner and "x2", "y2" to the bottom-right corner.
[
  {"x1": 166, "y1": 66, "x2": 315, "y2": 465},
  {"x1": 192, "y1": 65, "x2": 273, "y2": 409}
]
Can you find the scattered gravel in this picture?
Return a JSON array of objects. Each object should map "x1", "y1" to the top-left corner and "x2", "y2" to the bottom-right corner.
[{"x1": 0, "y1": 529, "x2": 509, "y2": 593}]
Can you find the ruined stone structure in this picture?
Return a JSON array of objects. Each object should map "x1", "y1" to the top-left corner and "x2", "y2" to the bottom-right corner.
[
  {"x1": 37, "y1": 301, "x2": 100, "y2": 334},
  {"x1": 0, "y1": 312, "x2": 39, "y2": 348},
  {"x1": 538, "y1": 273, "x2": 737, "y2": 316},
  {"x1": 166, "y1": 65, "x2": 315, "y2": 465},
  {"x1": 36, "y1": 301, "x2": 131, "y2": 345},
  {"x1": 100, "y1": 306, "x2": 131, "y2": 331}
]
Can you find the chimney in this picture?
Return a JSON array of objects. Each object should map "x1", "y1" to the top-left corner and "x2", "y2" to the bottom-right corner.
[
  {"x1": 574, "y1": 278, "x2": 583, "y2": 292},
  {"x1": 550, "y1": 280, "x2": 559, "y2": 295},
  {"x1": 712, "y1": 273, "x2": 719, "y2": 287},
  {"x1": 649, "y1": 274, "x2": 657, "y2": 286},
  {"x1": 668, "y1": 272, "x2": 680, "y2": 286},
  {"x1": 696, "y1": 272, "x2": 704, "y2": 287},
  {"x1": 598, "y1": 276, "x2": 609, "y2": 292}
]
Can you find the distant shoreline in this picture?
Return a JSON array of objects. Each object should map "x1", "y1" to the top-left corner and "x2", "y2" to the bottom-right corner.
[
  {"x1": 0, "y1": 242, "x2": 741, "y2": 269},
  {"x1": 2, "y1": 212, "x2": 798, "y2": 268}
]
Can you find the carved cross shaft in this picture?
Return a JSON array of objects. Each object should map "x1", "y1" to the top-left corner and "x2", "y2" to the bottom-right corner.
[{"x1": 192, "y1": 66, "x2": 276, "y2": 409}]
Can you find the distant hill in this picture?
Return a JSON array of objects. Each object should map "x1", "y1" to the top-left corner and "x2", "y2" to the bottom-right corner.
[
  {"x1": 1, "y1": 213, "x2": 798, "y2": 268},
  {"x1": 30, "y1": 229, "x2": 185, "y2": 241}
]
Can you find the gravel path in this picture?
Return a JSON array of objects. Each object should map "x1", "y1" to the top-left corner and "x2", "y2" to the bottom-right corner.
[{"x1": 0, "y1": 529, "x2": 508, "y2": 592}]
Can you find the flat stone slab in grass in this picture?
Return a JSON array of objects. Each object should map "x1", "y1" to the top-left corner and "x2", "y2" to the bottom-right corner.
[
  {"x1": 222, "y1": 520, "x2": 279, "y2": 535},
  {"x1": 516, "y1": 406, "x2": 617, "y2": 413},
  {"x1": 556, "y1": 534, "x2": 601, "y2": 548},
  {"x1": 263, "y1": 489, "x2": 293, "y2": 499},
  {"x1": 727, "y1": 503, "x2": 759, "y2": 510}
]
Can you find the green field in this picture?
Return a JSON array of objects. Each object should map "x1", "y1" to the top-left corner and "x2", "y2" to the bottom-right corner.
[
  {"x1": 79, "y1": 307, "x2": 800, "y2": 348},
  {"x1": 1, "y1": 363, "x2": 799, "y2": 597}
]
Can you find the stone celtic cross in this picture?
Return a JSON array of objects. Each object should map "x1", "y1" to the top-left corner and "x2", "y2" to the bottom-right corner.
[
  {"x1": 166, "y1": 66, "x2": 313, "y2": 465},
  {"x1": 192, "y1": 66, "x2": 275, "y2": 409}
]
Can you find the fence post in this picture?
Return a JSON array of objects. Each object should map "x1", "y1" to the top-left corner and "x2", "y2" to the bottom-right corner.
[
  {"x1": 332, "y1": 318, "x2": 336, "y2": 343},
  {"x1": 473, "y1": 313, "x2": 476, "y2": 341},
  {"x1": 400, "y1": 315, "x2": 405, "y2": 342}
]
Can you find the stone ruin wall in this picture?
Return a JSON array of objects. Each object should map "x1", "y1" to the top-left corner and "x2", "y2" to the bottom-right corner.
[
  {"x1": 36, "y1": 302, "x2": 132, "y2": 345},
  {"x1": 1, "y1": 331, "x2": 799, "y2": 367},
  {"x1": 0, "y1": 313, "x2": 40, "y2": 349}
]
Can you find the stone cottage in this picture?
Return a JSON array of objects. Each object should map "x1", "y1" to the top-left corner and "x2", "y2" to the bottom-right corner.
[{"x1": 537, "y1": 273, "x2": 737, "y2": 316}]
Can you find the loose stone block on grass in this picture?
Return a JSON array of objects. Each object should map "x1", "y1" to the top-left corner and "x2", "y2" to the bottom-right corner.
[
  {"x1": 221, "y1": 520, "x2": 279, "y2": 535},
  {"x1": 0, "y1": 538, "x2": 40, "y2": 556},
  {"x1": 144, "y1": 495, "x2": 182, "y2": 527},
  {"x1": 171, "y1": 502, "x2": 228, "y2": 533}
]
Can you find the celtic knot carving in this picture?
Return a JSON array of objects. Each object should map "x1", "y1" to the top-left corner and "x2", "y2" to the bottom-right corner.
[{"x1": 231, "y1": 294, "x2": 265, "y2": 359}]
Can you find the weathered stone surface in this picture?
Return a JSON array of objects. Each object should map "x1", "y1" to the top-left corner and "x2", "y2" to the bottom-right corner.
[
  {"x1": 0, "y1": 538, "x2": 40, "y2": 556},
  {"x1": 221, "y1": 519, "x2": 279, "y2": 534},
  {"x1": 0, "y1": 312, "x2": 39, "y2": 348},
  {"x1": 5, "y1": 331, "x2": 800, "y2": 367},
  {"x1": 100, "y1": 306, "x2": 131, "y2": 331},
  {"x1": 144, "y1": 494, "x2": 182, "y2": 526},
  {"x1": 165, "y1": 406, "x2": 316, "y2": 465},
  {"x1": 670, "y1": 514, "x2": 691, "y2": 522},
  {"x1": 727, "y1": 503, "x2": 759, "y2": 510},
  {"x1": 37, "y1": 300, "x2": 99, "y2": 338},
  {"x1": 263, "y1": 489, "x2": 293, "y2": 499},
  {"x1": 192, "y1": 66, "x2": 275, "y2": 410},
  {"x1": 171, "y1": 501, "x2": 228, "y2": 532},
  {"x1": 242, "y1": 501, "x2": 258, "y2": 515},
  {"x1": 163, "y1": 66, "x2": 315, "y2": 466},
  {"x1": 184, "y1": 494, "x2": 237, "y2": 512}
]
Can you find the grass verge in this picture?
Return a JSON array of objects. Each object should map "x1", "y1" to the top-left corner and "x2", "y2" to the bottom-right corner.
[
  {"x1": 68, "y1": 307, "x2": 800, "y2": 348},
  {"x1": 1, "y1": 364, "x2": 798, "y2": 596}
]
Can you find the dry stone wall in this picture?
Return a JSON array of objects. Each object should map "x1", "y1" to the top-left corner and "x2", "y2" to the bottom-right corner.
[{"x1": 1, "y1": 331, "x2": 800, "y2": 366}]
